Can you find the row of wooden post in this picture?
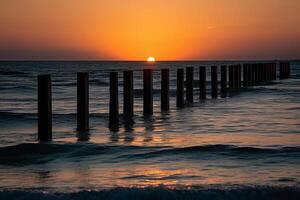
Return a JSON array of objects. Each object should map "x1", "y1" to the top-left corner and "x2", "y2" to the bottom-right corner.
[{"x1": 38, "y1": 62, "x2": 291, "y2": 141}]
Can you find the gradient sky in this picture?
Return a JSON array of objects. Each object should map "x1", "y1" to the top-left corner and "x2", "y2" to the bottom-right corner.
[{"x1": 0, "y1": 0, "x2": 299, "y2": 60}]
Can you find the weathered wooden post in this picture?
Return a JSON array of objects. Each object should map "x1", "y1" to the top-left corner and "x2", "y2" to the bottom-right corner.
[
  {"x1": 234, "y1": 65, "x2": 239, "y2": 89},
  {"x1": 143, "y1": 69, "x2": 153, "y2": 115},
  {"x1": 186, "y1": 67, "x2": 194, "y2": 103},
  {"x1": 237, "y1": 64, "x2": 242, "y2": 88},
  {"x1": 77, "y1": 72, "x2": 89, "y2": 132},
  {"x1": 243, "y1": 64, "x2": 248, "y2": 87},
  {"x1": 211, "y1": 66, "x2": 218, "y2": 98},
  {"x1": 123, "y1": 71, "x2": 134, "y2": 121},
  {"x1": 229, "y1": 65, "x2": 234, "y2": 89},
  {"x1": 287, "y1": 62, "x2": 291, "y2": 78},
  {"x1": 199, "y1": 66, "x2": 206, "y2": 100},
  {"x1": 177, "y1": 68, "x2": 184, "y2": 107},
  {"x1": 38, "y1": 74, "x2": 52, "y2": 141},
  {"x1": 109, "y1": 72, "x2": 119, "y2": 131},
  {"x1": 258, "y1": 64, "x2": 262, "y2": 83},
  {"x1": 265, "y1": 63, "x2": 268, "y2": 82},
  {"x1": 273, "y1": 63, "x2": 277, "y2": 80},
  {"x1": 249, "y1": 64, "x2": 254, "y2": 86},
  {"x1": 280, "y1": 62, "x2": 285, "y2": 79},
  {"x1": 221, "y1": 65, "x2": 227, "y2": 97},
  {"x1": 254, "y1": 64, "x2": 258, "y2": 85},
  {"x1": 161, "y1": 68, "x2": 170, "y2": 111}
]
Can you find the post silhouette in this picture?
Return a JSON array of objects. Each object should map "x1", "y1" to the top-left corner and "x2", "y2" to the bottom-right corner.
[
  {"x1": 233, "y1": 65, "x2": 238, "y2": 89},
  {"x1": 243, "y1": 64, "x2": 248, "y2": 87},
  {"x1": 237, "y1": 64, "x2": 242, "y2": 88},
  {"x1": 287, "y1": 62, "x2": 291, "y2": 78},
  {"x1": 123, "y1": 71, "x2": 134, "y2": 121},
  {"x1": 161, "y1": 68, "x2": 170, "y2": 111},
  {"x1": 38, "y1": 74, "x2": 52, "y2": 141},
  {"x1": 177, "y1": 68, "x2": 184, "y2": 107},
  {"x1": 186, "y1": 67, "x2": 194, "y2": 103},
  {"x1": 143, "y1": 69, "x2": 153, "y2": 115},
  {"x1": 221, "y1": 65, "x2": 227, "y2": 97},
  {"x1": 199, "y1": 66, "x2": 206, "y2": 99},
  {"x1": 211, "y1": 66, "x2": 218, "y2": 98},
  {"x1": 109, "y1": 72, "x2": 119, "y2": 131},
  {"x1": 280, "y1": 63, "x2": 284, "y2": 79},
  {"x1": 229, "y1": 65, "x2": 234, "y2": 89},
  {"x1": 77, "y1": 72, "x2": 89, "y2": 132}
]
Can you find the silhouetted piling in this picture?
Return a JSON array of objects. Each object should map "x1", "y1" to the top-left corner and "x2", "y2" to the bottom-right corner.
[
  {"x1": 280, "y1": 63, "x2": 284, "y2": 79},
  {"x1": 177, "y1": 68, "x2": 184, "y2": 107},
  {"x1": 234, "y1": 65, "x2": 239, "y2": 89},
  {"x1": 274, "y1": 63, "x2": 277, "y2": 80},
  {"x1": 258, "y1": 64, "x2": 262, "y2": 83},
  {"x1": 109, "y1": 72, "x2": 119, "y2": 131},
  {"x1": 287, "y1": 62, "x2": 291, "y2": 78},
  {"x1": 280, "y1": 62, "x2": 290, "y2": 79},
  {"x1": 237, "y1": 64, "x2": 242, "y2": 88},
  {"x1": 186, "y1": 67, "x2": 194, "y2": 103},
  {"x1": 199, "y1": 66, "x2": 206, "y2": 100},
  {"x1": 243, "y1": 64, "x2": 248, "y2": 87},
  {"x1": 229, "y1": 65, "x2": 234, "y2": 89},
  {"x1": 161, "y1": 69, "x2": 170, "y2": 111},
  {"x1": 143, "y1": 69, "x2": 153, "y2": 115},
  {"x1": 220, "y1": 65, "x2": 227, "y2": 97},
  {"x1": 123, "y1": 71, "x2": 134, "y2": 121},
  {"x1": 77, "y1": 72, "x2": 89, "y2": 132},
  {"x1": 38, "y1": 74, "x2": 52, "y2": 141},
  {"x1": 211, "y1": 66, "x2": 218, "y2": 98}
]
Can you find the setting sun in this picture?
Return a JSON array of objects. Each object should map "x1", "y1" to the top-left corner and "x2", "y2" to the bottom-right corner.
[{"x1": 147, "y1": 57, "x2": 156, "y2": 62}]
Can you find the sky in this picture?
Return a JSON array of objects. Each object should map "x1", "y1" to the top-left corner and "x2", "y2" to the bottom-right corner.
[{"x1": 0, "y1": 0, "x2": 299, "y2": 60}]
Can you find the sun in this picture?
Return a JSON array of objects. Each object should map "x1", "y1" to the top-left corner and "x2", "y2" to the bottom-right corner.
[{"x1": 147, "y1": 56, "x2": 156, "y2": 62}]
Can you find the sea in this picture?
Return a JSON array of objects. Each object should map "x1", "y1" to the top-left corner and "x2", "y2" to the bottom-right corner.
[{"x1": 0, "y1": 61, "x2": 299, "y2": 199}]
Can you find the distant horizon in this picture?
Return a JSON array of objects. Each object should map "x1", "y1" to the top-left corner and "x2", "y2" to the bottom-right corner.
[{"x1": 0, "y1": 58, "x2": 299, "y2": 62}]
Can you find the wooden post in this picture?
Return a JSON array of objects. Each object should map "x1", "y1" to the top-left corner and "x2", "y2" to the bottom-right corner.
[
  {"x1": 211, "y1": 66, "x2": 218, "y2": 98},
  {"x1": 258, "y1": 64, "x2": 262, "y2": 83},
  {"x1": 273, "y1": 63, "x2": 277, "y2": 80},
  {"x1": 249, "y1": 64, "x2": 254, "y2": 86},
  {"x1": 280, "y1": 62, "x2": 284, "y2": 79},
  {"x1": 254, "y1": 64, "x2": 258, "y2": 85},
  {"x1": 234, "y1": 65, "x2": 239, "y2": 89},
  {"x1": 38, "y1": 74, "x2": 52, "y2": 141},
  {"x1": 220, "y1": 65, "x2": 227, "y2": 97},
  {"x1": 199, "y1": 66, "x2": 206, "y2": 100},
  {"x1": 243, "y1": 64, "x2": 248, "y2": 87},
  {"x1": 109, "y1": 72, "x2": 119, "y2": 131},
  {"x1": 237, "y1": 64, "x2": 242, "y2": 88},
  {"x1": 287, "y1": 62, "x2": 291, "y2": 78},
  {"x1": 186, "y1": 67, "x2": 194, "y2": 103},
  {"x1": 77, "y1": 72, "x2": 89, "y2": 132},
  {"x1": 143, "y1": 69, "x2": 153, "y2": 115},
  {"x1": 177, "y1": 68, "x2": 184, "y2": 107},
  {"x1": 123, "y1": 71, "x2": 134, "y2": 121},
  {"x1": 229, "y1": 65, "x2": 234, "y2": 89},
  {"x1": 161, "y1": 69, "x2": 170, "y2": 111}
]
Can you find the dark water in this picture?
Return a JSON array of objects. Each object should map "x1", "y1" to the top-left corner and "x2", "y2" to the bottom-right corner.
[{"x1": 0, "y1": 61, "x2": 299, "y2": 199}]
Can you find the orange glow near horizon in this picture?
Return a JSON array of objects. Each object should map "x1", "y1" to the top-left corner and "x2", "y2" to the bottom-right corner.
[{"x1": 0, "y1": 0, "x2": 299, "y2": 60}]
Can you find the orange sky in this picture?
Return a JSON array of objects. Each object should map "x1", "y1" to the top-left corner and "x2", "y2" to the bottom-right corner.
[{"x1": 0, "y1": 0, "x2": 299, "y2": 60}]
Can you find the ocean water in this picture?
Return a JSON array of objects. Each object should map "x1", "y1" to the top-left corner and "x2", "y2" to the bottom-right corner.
[{"x1": 0, "y1": 61, "x2": 299, "y2": 199}]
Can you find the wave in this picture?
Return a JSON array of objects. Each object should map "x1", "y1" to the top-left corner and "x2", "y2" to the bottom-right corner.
[
  {"x1": 0, "y1": 111, "x2": 108, "y2": 121},
  {"x1": 0, "y1": 70, "x2": 29, "y2": 76},
  {"x1": 0, "y1": 143, "x2": 299, "y2": 166},
  {"x1": 0, "y1": 186, "x2": 299, "y2": 200},
  {"x1": 0, "y1": 85, "x2": 35, "y2": 91}
]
